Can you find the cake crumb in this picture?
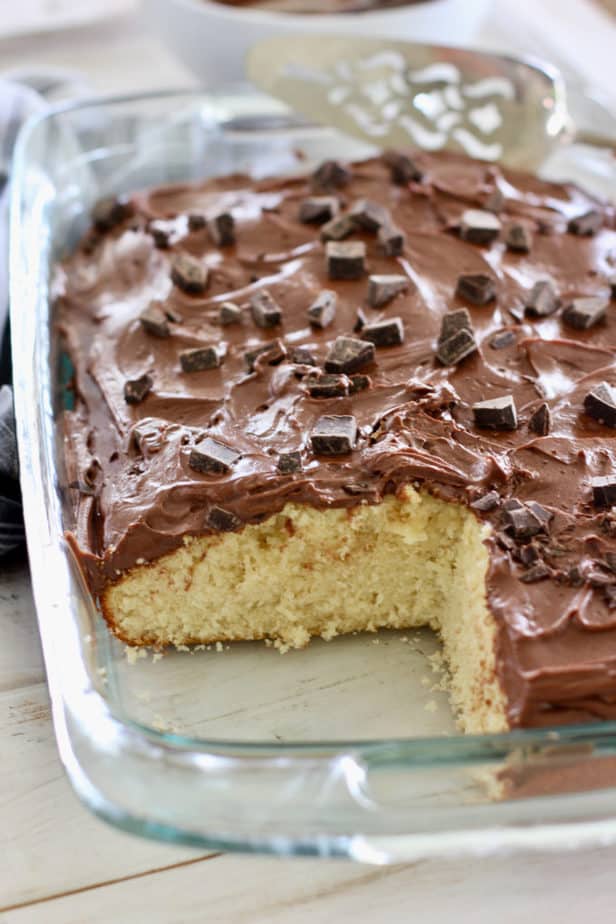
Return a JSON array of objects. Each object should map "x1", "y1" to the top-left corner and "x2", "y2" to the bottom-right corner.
[
  {"x1": 152, "y1": 652, "x2": 163, "y2": 663},
  {"x1": 215, "y1": 641, "x2": 224, "y2": 652},
  {"x1": 125, "y1": 645, "x2": 148, "y2": 664}
]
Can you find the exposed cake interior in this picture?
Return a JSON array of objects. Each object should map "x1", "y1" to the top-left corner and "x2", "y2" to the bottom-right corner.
[{"x1": 104, "y1": 486, "x2": 506, "y2": 733}]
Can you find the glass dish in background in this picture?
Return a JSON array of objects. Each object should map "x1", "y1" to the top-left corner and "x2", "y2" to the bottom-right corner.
[{"x1": 10, "y1": 89, "x2": 616, "y2": 862}]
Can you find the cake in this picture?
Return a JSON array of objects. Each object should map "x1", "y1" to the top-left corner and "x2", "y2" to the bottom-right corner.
[{"x1": 56, "y1": 148, "x2": 616, "y2": 734}]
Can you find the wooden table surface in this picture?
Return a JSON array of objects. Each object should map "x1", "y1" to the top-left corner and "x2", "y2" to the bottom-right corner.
[{"x1": 2, "y1": 1, "x2": 616, "y2": 920}]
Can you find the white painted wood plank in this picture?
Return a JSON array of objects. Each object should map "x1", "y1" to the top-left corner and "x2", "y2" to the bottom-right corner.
[
  {"x1": 5, "y1": 845, "x2": 616, "y2": 924},
  {"x1": 0, "y1": 560, "x2": 45, "y2": 692},
  {"x1": 0, "y1": 683, "x2": 209, "y2": 910}
]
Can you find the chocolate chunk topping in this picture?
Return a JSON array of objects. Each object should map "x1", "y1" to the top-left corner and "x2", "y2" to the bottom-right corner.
[
  {"x1": 310, "y1": 415, "x2": 357, "y2": 455},
  {"x1": 503, "y1": 505, "x2": 544, "y2": 540},
  {"x1": 377, "y1": 223, "x2": 405, "y2": 256},
  {"x1": 383, "y1": 149, "x2": 422, "y2": 185},
  {"x1": 584, "y1": 382, "x2": 616, "y2": 427},
  {"x1": 490, "y1": 330, "x2": 517, "y2": 350},
  {"x1": 326, "y1": 241, "x2": 366, "y2": 280},
  {"x1": 353, "y1": 307, "x2": 368, "y2": 333},
  {"x1": 459, "y1": 209, "x2": 501, "y2": 245},
  {"x1": 219, "y1": 301, "x2": 242, "y2": 326},
  {"x1": 187, "y1": 213, "x2": 206, "y2": 231},
  {"x1": 149, "y1": 221, "x2": 171, "y2": 249},
  {"x1": 171, "y1": 253, "x2": 208, "y2": 294},
  {"x1": 520, "y1": 562, "x2": 551, "y2": 583},
  {"x1": 320, "y1": 214, "x2": 355, "y2": 242},
  {"x1": 367, "y1": 274, "x2": 409, "y2": 308},
  {"x1": 306, "y1": 373, "x2": 349, "y2": 398},
  {"x1": 470, "y1": 490, "x2": 500, "y2": 512},
  {"x1": 349, "y1": 374, "x2": 371, "y2": 393},
  {"x1": 472, "y1": 395, "x2": 517, "y2": 430},
  {"x1": 250, "y1": 290, "x2": 282, "y2": 328},
  {"x1": 456, "y1": 273, "x2": 496, "y2": 305},
  {"x1": 528, "y1": 402, "x2": 551, "y2": 436},
  {"x1": 349, "y1": 199, "x2": 389, "y2": 233},
  {"x1": 361, "y1": 317, "x2": 404, "y2": 348},
  {"x1": 209, "y1": 212, "x2": 235, "y2": 247},
  {"x1": 123, "y1": 373, "x2": 153, "y2": 405},
  {"x1": 562, "y1": 296, "x2": 608, "y2": 330},
  {"x1": 244, "y1": 339, "x2": 287, "y2": 372},
  {"x1": 526, "y1": 501, "x2": 553, "y2": 529},
  {"x1": 505, "y1": 222, "x2": 533, "y2": 253},
  {"x1": 180, "y1": 346, "x2": 221, "y2": 372},
  {"x1": 290, "y1": 346, "x2": 317, "y2": 366},
  {"x1": 307, "y1": 290, "x2": 337, "y2": 329},
  {"x1": 440, "y1": 308, "x2": 471, "y2": 341},
  {"x1": 591, "y1": 476, "x2": 616, "y2": 508},
  {"x1": 189, "y1": 436, "x2": 240, "y2": 474},
  {"x1": 325, "y1": 336, "x2": 375, "y2": 374},
  {"x1": 568, "y1": 209, "x2": 603, "y2": 236},
  {"x1": 277, "y1": 451, "x2": 302, "y2": 474},
  {"x1": 436, "y1": 328, "x2": 477, "y2": 366},
  {"x1": 299, "y1": 196, "x2": 339, "y2": 225},
  {"x1": 312, "y1": 159, "x2": 351, "y2": 192},
  {"x1": 519, "y1": 542, "x2": 540, "y2": 565},
  {"x1": 206, "y1": 506, "x2": 241, "y2": 532},
  {"x1": 139, "y1": 302, "x2": 171, "y2": 338},
  {"x1": 92, "y1": 195, "x2": 134, "y2": 232},
  {"x1": 525, "y1": 280, "x2": 559, "y2": 318}
]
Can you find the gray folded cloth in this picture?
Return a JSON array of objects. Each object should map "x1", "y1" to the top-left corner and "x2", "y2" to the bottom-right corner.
[{"x1": 0, "y1": 71, "x2": 89, "y2": 555}]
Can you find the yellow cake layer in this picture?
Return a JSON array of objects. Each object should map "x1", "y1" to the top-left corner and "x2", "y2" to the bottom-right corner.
[{"x1": 103, "y1": 486, "x2": 508, "y2": 733}]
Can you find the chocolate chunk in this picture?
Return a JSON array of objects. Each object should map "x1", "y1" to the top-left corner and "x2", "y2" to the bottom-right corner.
[
  {"x1": 139, "y1": 302, "x2": 170, "y2": 338},
  {"x1": 503, "y1": 506, "x2": 544, "y2": 540},
  {"x1": 180, "y1": 346, "x2": 221, "y2": 372},
  {"x1": 568, "y1": 209, "x2": 602, "y2": 236},
  {"x1": 456, "y1": 273, "x2": 496, "y2": 305},
  {"x1": 206, "y1": 506, "x2": 241, "y2": 531},
  {"x1": 377, "y1": 223, "x2": 405, "y2": 256},
  {"x1": 349, "y1": 374, "x2": 371, "y2": 393},
  {"x1": 310, "y1": 415, "x2": 357, "y2": 455},
  {"x1": 92, "y1": 195, "x2": 133, "y2": 232},
  {"x1": 343, "y1": 481, "x2": 373, "y2": 495},
  {"x1": 436, "y1": 328, "x2": 477, "y2": 365},
  {"x1": 505, "y1": 223, "x2": 533, "y2": 253},
  {"x1": 325, "y1": 336, "x2": 375, "y2": 374},
  {"x1": 591, "y1": 476, "x2": 616, "y2": 507},
  {"x1": 525, "y1": 280, "x2": 559, "y2": 318},
  {"x1": 354, "y1": 307, "x2": 368, "y2": 333},
  {"x1": 209, "y1": 212, "x2": 235, "y2": 247},
  {"x1": 149, "y1": 221, "x2": 171, "y2": 249},
  {"x1": 244, "y1": 339, "x2": 287, "y2": 372},
  {"x1": 320, "y1": 214, "x2": 355, "y2": 242},
  {"x1": 290, "y1": 346, "x2": 317, "y2": 366},
  {"x1": 124, "y1": 373, "x2": 153, "y2": 405},
  {"x1": 362, "y1": 317, "x2": 404, "y2": 348},
  {"x1": 490, "y1": 330, "x2": 517, "y2": 350},
  {"x1": 187, "y1": 213, "x2": 206, "y2": 231},
  {"x1": 250, "y1": 290, "x2": 282, "y2": 328},
  {"x1": 526, "y1": 501, "x2": 553, "y2": 529},
  {"x1": 470, "y1": 490, "x2": 500, "y2": 512},
  {"x1": 472, "y1": 395, "x2": 517, "y2": 431},
  {"x1": 189, "y1": 436, "x2": 240, "y2": 474},
  {"x1": 307, "y1": 290, "x2": 337, "y2": 329},
  {"x1": 367, "y1": 274, "x2": 409, "y2": 308},
  {"x1": 163, "y1": 305, "x2": 184, "y2": 324},
  {"x1": 459, "y1": 209, "x2": 501, "y2": 245},
  {"x1": 519, "y1": 542, "x2": 540, "y2": 565},
  {"x1": 311, "y1": 159, "x2": 351, "y2": 192},
  {"x1": 326, "y1": 241, "x2": 366, "y2": 280},
  {"x1": 219, "y1": 301, "x2": 242, "y2": 326},
  {"x1": 383, "y1": 149, "x2": 422, "y2": 185},
  {"x1": 277, "y1": 451, "x2": 302, "y2": 474},
  {"x1": 299, "y1": 196, "x2": 339, "y2": 225},
  {"x1": 440, "y1": 308, "x2": 472, "y2": 341},
  {"x1": 503, "y1": 498, "x2": 524, "y2": 512},
  {"x1": 562, "y1": 296, "x2": 608, "y2": 330},
  {"x1": 349, "y1": 199, "x2": 389, "y2": 233},
  {"x1": 584, "y1": 382, "x2": 616, "y2": 427},
  {"x1": 520, "y1": 562, "x2": 551, "y2": 583},
  {"x1": 528, "y1": 403, "x2": 551, "y2": 436},
  {"x1": 306, "y1": 373, "x2": 349, "y2": 398},
  {"x1": 171, "y1": 253, "x2": 208, "y2": 294}
]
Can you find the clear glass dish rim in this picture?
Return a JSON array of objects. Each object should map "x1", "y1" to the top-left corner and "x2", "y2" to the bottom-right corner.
[{"x1": 11, "y1": 87, "x2": 616, "y2": 858}]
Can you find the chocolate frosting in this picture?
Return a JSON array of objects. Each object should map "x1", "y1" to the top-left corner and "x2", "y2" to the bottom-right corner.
[{"x1": 55, "y1": 149, "x2": 616, "y2": 729}]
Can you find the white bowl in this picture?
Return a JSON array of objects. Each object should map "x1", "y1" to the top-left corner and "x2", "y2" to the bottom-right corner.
[{"x1": 146, "y1": 0, "x2": 492, "y2": 87}]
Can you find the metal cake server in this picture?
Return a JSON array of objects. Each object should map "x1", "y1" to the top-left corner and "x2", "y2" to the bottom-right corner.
[{"x1": 247, "y1": 35, "x2": 616, "y2": 170}]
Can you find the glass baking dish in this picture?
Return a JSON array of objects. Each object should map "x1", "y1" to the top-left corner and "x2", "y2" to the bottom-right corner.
[{"x1": 11, "y1": 88, "x2": 616, "y2": 862}]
